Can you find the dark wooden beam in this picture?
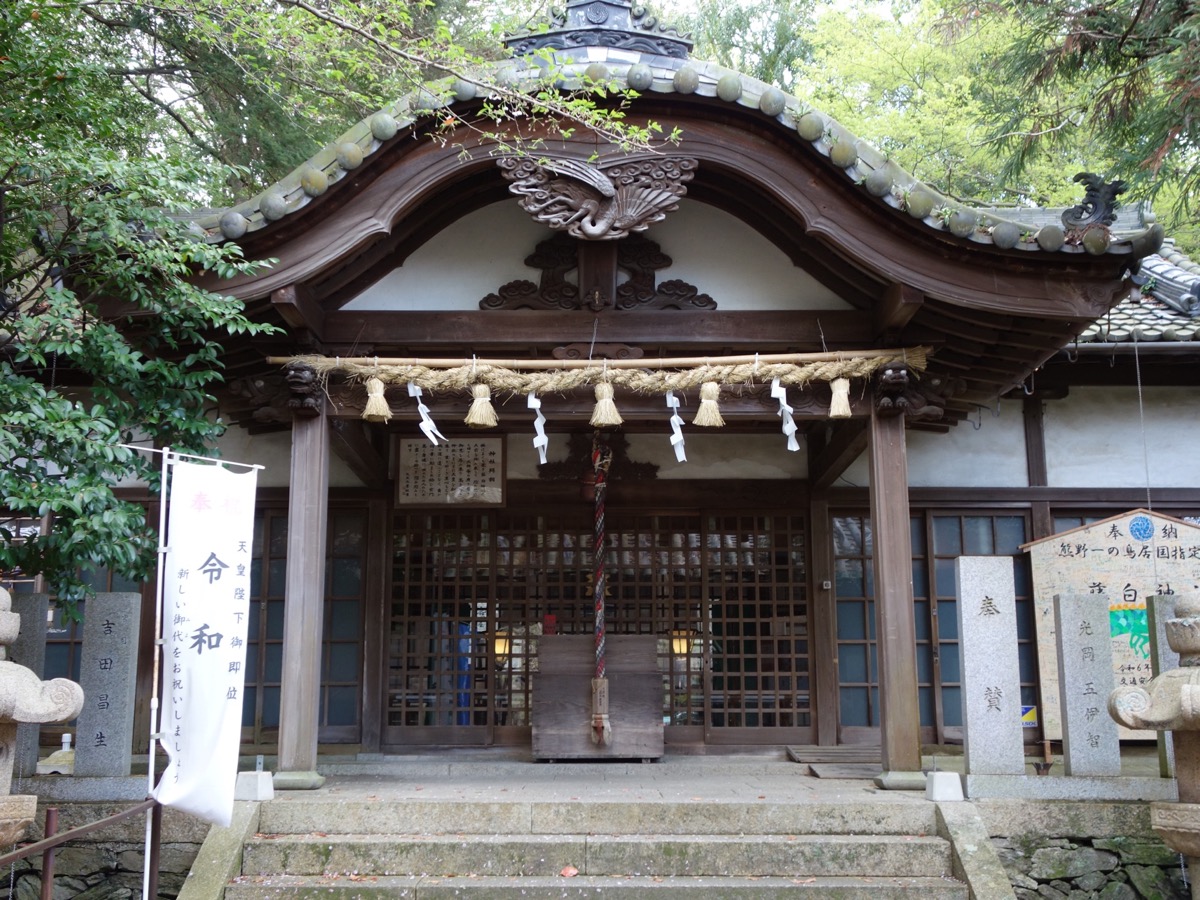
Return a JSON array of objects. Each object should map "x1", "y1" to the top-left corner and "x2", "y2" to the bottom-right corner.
[
  {"x1": 808, "y1": 421, "x2": 869, "y2": 490},
  {"x1": 322, "y1": 310, "x2": 872, "y2": 350},
  {"x1": 874, "y1": 283, "x2": 923, "y2": 339},
  {"x1": 329, "y1": 418, "x2": 388, "y2": 489},
  {"x1": 578, "y1": 242, "x2": 619, "y2": 311},
  {"x1": 272, "y1": 285, "x2": 326, "y2": 341},
  {"x1": 1023, "y1": 395, "x2": 1048, "y2": 487}
]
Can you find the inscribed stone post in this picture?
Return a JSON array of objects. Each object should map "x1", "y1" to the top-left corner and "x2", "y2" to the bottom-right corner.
[
  {"x1": 8, "y1": 593, "x2": 49, "y2": 779},
  {"x1": 74, "y1": 593, "x2": 141, "y2": 776},
  {"x1": 956, "y1": 557, "x2": 1025, "y2": 775},
  {"x1": 1054, "y1": 594, "x2": 1121, "y2": 776},
  {"x1": 1147, "y1": 595, "x2": 1180, "y2": 777}
]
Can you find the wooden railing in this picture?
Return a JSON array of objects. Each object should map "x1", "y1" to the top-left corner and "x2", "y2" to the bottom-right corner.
[{"x1": 0, "y1": 799, "x2": 162, "y2": 900}]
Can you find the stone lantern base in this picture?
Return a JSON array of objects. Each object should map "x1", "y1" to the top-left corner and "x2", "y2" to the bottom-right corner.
[{"x1": 0, "y1": 794, "x2": 38, "y2": 846}]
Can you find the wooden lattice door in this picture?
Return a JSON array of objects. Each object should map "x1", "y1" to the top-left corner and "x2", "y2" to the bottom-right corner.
[{"x1": 386, "y1": 509, "x2": 812, "y2": 747}]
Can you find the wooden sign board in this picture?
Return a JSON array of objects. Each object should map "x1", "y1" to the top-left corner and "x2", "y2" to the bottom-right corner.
[
  {"x1": 1022, "y1": 509, "x2": 1200, "y2": 741},
  {"x1": 396, "y1": 437, "x2": 505, "y2": 507}
]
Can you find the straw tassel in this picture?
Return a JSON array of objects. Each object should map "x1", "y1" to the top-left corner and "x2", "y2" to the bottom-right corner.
[
  {"x1": 590, "y1": 382, "x2": 623, "y2": 427},
  {"x1": 362, "y1": 377, "x2": 391, "y2": 423},
  {"x1": 464, "y1": 383, "x2": 498, "y2": 429},
  {"x1": 829, "y1": 377, "x2": 851, "y2": 418},
  {"x1": 693, "y1": 381, "x2": 724, "y2": 427}
]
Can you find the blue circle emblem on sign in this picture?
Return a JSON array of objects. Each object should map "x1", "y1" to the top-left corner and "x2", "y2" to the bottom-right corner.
[{"x1": 1130, "y1": 515, "x2": 1154, "y2": 542}]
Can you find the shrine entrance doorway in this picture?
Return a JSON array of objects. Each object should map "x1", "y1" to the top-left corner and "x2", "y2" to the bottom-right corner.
[{"x1": 386, "y1": 506, "x2": 812, "y2": 748}]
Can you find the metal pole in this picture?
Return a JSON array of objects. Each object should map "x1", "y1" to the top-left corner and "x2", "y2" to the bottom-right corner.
[
  {"x1": 144, "y1": 448, "x2": 171, "y2": 900},
  {"x1": 39, "y1": 808, "x2": 57, "y2": 900},
  {"x1": 146, "y1": 803, "x2": 162, "y2": 900}
]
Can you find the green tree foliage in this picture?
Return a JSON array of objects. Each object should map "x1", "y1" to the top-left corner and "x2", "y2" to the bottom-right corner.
[
  {"x1": 793, "y1": 3, "x2": 1114, "y2": 207},
  {"x1": 1, "y1": 0, "x2": 274, "y2": 605},
  {"x1": 45, "y1": 0, "x2": 653, "y2": 197},
  {"x1": 663, "y1": 0, "x2": 816, "y2": 91},
  {"x1": 1, "y1": 0, "x2": 664, "y2": 606},
  {"x1": 943, "y1": 0, "x2": 1199, "y2": 239}
]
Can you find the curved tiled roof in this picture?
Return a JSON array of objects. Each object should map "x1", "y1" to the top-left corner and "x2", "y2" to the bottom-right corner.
[
  {"x1": 188, "y1": 1, "x2": 1164, "y2": 267},
  {"x1": 1076, "y1": 239, "x2": 1200, "y2": 343}
]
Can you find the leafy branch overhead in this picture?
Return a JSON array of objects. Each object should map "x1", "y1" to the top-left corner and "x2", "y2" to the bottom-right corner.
[
  {"x1": 942, "y1": 0, "x2": 1200, "y2": 216},
  {"x1": 0, "y1": 0, "x2": 669, "y2": 606}
]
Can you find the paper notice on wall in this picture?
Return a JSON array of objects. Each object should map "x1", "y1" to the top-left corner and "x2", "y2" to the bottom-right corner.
[{"x1": 152, "y1": 459, "x2": 257, "y2": 826}]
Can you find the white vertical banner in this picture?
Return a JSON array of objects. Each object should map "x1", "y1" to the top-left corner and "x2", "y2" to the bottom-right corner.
[{"x1": 152, "y1": 459, "x2": 257, "y2": 826}]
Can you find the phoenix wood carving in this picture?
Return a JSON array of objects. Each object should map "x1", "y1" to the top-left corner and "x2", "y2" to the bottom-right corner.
[{"x1": 498, "y1": 156, "x2": 698, "y2": 240}]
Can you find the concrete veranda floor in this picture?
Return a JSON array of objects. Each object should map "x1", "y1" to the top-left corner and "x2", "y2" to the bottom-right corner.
[{"x1": 224, "y1": 742, "x2": 1167, "y2": 806}]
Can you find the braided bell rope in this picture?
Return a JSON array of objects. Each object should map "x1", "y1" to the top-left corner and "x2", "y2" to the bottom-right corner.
[{"x1": 592, "y1": 435, "x2": 613, "y2": 683}]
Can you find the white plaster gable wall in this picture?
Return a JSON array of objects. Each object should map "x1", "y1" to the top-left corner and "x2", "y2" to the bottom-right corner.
[
  {"x1": 1044, "y1": 386, "x2": 1200, "y2": 488},
  {"x1": 506, "y1": 431, "x2": 807, "y2": 480},
  {"x1": 839, "y1": 399, "x2": 1029, "y2": 488},
  {"x1": 342, "y1": 199, "x2": 851, "y2": 312},
  {"x1": 648, "y1": 201, "x2": 851, "y2": 311}
]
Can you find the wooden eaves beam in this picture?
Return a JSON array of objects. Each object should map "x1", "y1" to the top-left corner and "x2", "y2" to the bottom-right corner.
[
  {"x1": 808, "y1": 419, "x2": 869, "y2": 490},
  {"x1": 271, "y1": 285, "x2": 326, "y2": 342},
  {"x1": 874, "y1": 283, "x2": 923, "y2": 340},
  {"x1": 328, "y1": 418, "x2": 387, "y2": 489}
]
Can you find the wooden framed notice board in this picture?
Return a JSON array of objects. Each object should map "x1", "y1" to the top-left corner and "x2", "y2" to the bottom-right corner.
[{"x1": 396, "y1": 437, "x2": 505, "y2": 507}]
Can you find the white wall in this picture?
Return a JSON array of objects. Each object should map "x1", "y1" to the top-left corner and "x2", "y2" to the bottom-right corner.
[
  {"x1": 1045, "y1": 386, "x2": 1200, "y2": 488},
  {"x1": 839, "y1": 399, "x2": 1029, "y2": 488},
  {"x1": 342, "y1": 199, "x2": 851, "y2": 312},
  {"x1": 506, "y1": 431, "x2": 807, "y2": 480},
  {"x1": 217, "y1": 428, "x2": 363, "y2": 488}
]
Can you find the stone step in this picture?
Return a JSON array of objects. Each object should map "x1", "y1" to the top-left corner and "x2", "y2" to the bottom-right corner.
[
  {"x1": 226, "y1": 873, "x2": 969, "y2": 899},
  {"x1": 257, "y1": 799, "x2": 938, "y2": 837},
  {"x1": 242, "y1": 833, "x2": 953, "y2": 879}
]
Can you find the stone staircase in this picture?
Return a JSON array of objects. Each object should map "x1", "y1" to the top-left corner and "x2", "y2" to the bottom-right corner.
[{"x1": 224, "y1": 773, "x2": 969, "y2": 899}]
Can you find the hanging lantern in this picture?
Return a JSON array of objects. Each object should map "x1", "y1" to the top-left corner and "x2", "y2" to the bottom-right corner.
[{"x1": 362, "y1": 377, "x2": 391, "y2": 423}]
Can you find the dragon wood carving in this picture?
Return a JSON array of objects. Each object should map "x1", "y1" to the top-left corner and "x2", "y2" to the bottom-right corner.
[{"x1": 498, "y1": 156, "x2": 698, "y2": 240}]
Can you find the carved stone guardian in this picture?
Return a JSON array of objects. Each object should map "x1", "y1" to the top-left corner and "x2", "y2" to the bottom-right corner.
[{"x1": 1110, "y1": 594, "x2": 1200, "y2": 895}]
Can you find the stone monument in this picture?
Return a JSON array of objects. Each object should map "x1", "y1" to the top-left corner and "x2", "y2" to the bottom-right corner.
[
  {"x1": 0, "y1": 587, "x2": 84, "y2": 843},
  {"x1": 73, "y1": 592, "x2": 140, "y2": 776},
  {"x1": 1110, "y1": 594, "x2": 1200, "y2": 899},
  {"x1": 956, "y1": 556, "x2": 1024, "y2": 776},
  {"x1": 1055, "y1": 594, "x2": 1121, "y2": 776}
]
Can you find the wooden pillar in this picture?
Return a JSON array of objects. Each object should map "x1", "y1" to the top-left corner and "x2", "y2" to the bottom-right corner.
[
  {"x1": 867, "y1": 403, "x2": 923, "y2": 784},
  {"x1": 1024, "y1": 395, "x2": 1054, "y2": 540},
  {"x1": 276, "y1": 404, "x2": 330, "y2": 788}
]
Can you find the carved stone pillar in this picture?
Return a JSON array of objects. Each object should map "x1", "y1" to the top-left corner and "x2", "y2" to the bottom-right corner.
[
  {"x1": 276, "y1": 369, "x2": 329, "y2": 789},
  {"x1": 868, "y1": 394, "x2": 923, "y2": 787}
]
